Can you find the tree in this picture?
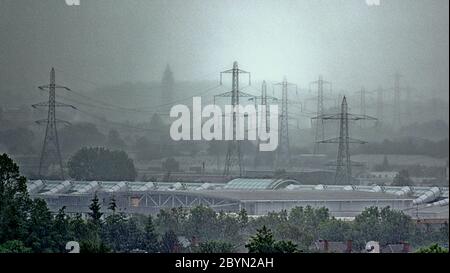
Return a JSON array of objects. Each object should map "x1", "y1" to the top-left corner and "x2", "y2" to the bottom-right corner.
[
  {"x1": 69, "y1": 213, "x2": 92, "y2": 243},
  {"x1": 52, "y1": 207, "x2": 72, "y2": 252},
  {"x1": 160, "y1": 230, "x2": 181, "y2": 253},
  {"x1": 143, "y1": 215, "x2": 160, "y2": 253},
  {"x1": 123, "y1": 218, "x2": 145, "y2": 252},
  {"x1": 79, "y1": 239, "x2": 110, "y2": 253},
  {"x1": 245, "y1": 226, "x2": 276, "y2": 253},
  {"x1": 216, "y1": 212, "x2": 242, "y2": 244},
  {"x1": 318, "y1": 218, "x2": 353, "y2": 243},
  {"x1": 106, "y1": 129, "x2": 126, "y2": 150},
  {"x1": 68, "y1": 147, "x2": 137, "y2": 181},
  {"x1": 238, "y1": 208, "x2": 249, "y2": 228},
  {"x1": 26, "y1": 199, "x2": 56, "y2": 252},
  {"x1": 88, "y1": 194, "x2": 103, "y2": 227},
  {"x1": 0, "y1": 240, "x2": 32, "y2": 253},
  {"x1": 392, "y1": 170, "x2": 413, "y2": 186},
  {"x1": 353, "y1": 206, "x2": 414, "y2": 249},
  {"x1": 155, "y1": 207, "x2": 187, "y2": 235},
  {"x1": 196, "y1": 241, "x2": 234, "y2": 253},
  {"x1": 416, "y1": 244, "x2": 449, "y2": 253},
  {"x1": 184, "y1": 205, "x2": 218, "y2": 241},
  {"x1": 102, "y1": 197, "x2": 127, "y2": 252},
  {"x1": 108, "y1": 196, "x2": 117, "y2": 214},
  {"x1": 246, "y1": 225, "x2": 298, "y2": 253},
  {"x1": 288, "y1": 206, "x2": 330, "y2": 239},
  {"x1": 0, "y1": 153, "x2": 30, "y2": 243},
  {"x1": 273, "y1": 240, "x2": 299, "y2": 253}
]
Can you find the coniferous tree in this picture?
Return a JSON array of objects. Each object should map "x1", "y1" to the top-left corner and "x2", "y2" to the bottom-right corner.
[
  {"x1": 245, "y1": 225, "x2": 276, "y2": 253},
  {"x1": 88, "y1": 194, "x2": 103, "y2": 227},
  {"x1": 144, "y1": 215, "x2": 160, "y2": 253},
  {"x1": 53, "y1": 206, "x2": 72, "y2": 252}
]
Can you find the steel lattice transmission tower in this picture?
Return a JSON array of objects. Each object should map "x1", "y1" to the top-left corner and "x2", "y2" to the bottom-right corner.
[
  {"x1": 375, "y1": 86, "x2": 385, "y2": 127},
  {"x1": 310, "y1": 76, "x2": 331, "y2": 154},
  {"x1": 359, "y1": 87, "x2": 367, "y2": 129},
  {"x1": 313, "y1": 97, "x2": 377, "y2": 185},
  {"x1": 33, "y1": 68, "x2": 75, "y2": 179},
  {"x1": 274, "y1": 77, "x2": 297, "y2": 169},
  {"x1": 215, "y1": 62, "x2": 252, "y2": 176},
  {"x1": 393, "y1": 72, "x2": 402, "y2": 129},
  {"x1": 405, "y1": 85, "x2": 414, "y2": 125},
  {"x1": 253, "y1": 81, "x2": 278, "y2": 168}
]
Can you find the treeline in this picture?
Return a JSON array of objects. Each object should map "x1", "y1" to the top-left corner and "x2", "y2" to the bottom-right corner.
[
  {"x1": 0, "y1": 153, "x2": 448, "y2": 253},
  {"x1": 355, "y1": 138, "x2": 449, "y2": 158}
]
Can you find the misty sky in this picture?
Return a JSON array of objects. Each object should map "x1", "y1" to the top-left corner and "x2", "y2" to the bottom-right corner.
[{"x1": 0, "y1": 0, "x2": 448, "y2": 96}]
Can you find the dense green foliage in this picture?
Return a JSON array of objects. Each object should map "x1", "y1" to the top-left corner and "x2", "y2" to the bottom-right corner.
[
  {"x1": 67, "y1": 147, "x2": 137, "y2": 181},
  {"x1": 195, "y1": 241, "x2": 235, "y2": 253},
  {"x1": 0, "y1": 153, "x2": 448, "y2": 253},
  {"x1": 246, "y1": 226, "x2": 299, "y2": 253},
  {"x1": 416, "y1": 244, "x2": 449, "y2": 253}
]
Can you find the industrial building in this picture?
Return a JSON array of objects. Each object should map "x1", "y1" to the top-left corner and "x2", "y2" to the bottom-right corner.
[{"x1": 27, "y1": 178, "x2": 449, "y2": 219}]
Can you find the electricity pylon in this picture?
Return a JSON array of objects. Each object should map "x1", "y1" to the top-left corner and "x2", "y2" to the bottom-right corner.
[
  {"x1": 215, "y1": 61, "x2": 252, "y2": 176},
  {"x1": 312, "y1": 97, "x2": 377, "y2": 185},
  {"x1": 253, "y1": 81, "x2": 278, "y2": 168},
  {"x1": 376, "y1": 86, "x2": 385, "y2": 127},
  {"x1": 274, "y1": 77, "x2": 297, "y2": 169},
  {"x1": 32, "y1": 68, "x2": 75, "y2": 179},
  {"x1": 310, "y1": 75, "x2": 332, "y2": 154},
  {"x1": 393, "y1": 72, "x2": 402, "y2": 129},
  {"x1": 359, "y1": 87, "x2": 367, "y2": 129}
]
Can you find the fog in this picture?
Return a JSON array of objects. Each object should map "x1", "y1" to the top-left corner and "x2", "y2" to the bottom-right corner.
[
  {"x1": 0, "y1": 0, "x2": 449, "y2": 180},
  {"x1": 0, "y1": 0, "x2": 448, "y2": 91}
]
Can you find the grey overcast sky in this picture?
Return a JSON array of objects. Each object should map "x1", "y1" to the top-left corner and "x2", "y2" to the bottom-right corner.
[{"x1": 0, "y1": 0, "x2": 448, "y2": 94}]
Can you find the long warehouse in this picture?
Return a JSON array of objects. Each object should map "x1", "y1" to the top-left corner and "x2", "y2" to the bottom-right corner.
[{"x1": 27, "y1": 178, "x2": 449, "y2": 219}]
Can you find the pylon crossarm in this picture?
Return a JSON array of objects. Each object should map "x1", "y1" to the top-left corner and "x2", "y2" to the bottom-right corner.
[
  {"x1": 32, "y1": 102, "x2": 49, "y2": 108},
  {"x1": 35, "y1": 119, "x2": 71, "y2": 126},
  {"x1": 221, "y1": 113, "x2": 258, "y2": 117},
  {"x1": 346, "y1": 114, "x2": 378, "y2": 121},
  {"x1": 55, "y1": 85, "x2": 72, "y2": 91},
  {"x1": 318, "y1": 137, "x2": 367, "y2": 144},
  {"x1": 251, "y1": 95, "x2": 278, "y2": 102},
  {"x1": 326, "y1": 161, "x2": 365, "y2": 167},
  {"x1": 54, "y1": 101, "x2": 77, "y2": 109},
  {"x1": 215, "y1": 91, "x2": 255, "y2": 98},
  {"x1": 312, "y1": 113, "x2": 377, "y2": 121},
  {"x1": 38, "y1": 85, "x2": 51, "y2": 90},
  {"x1": 38, "y1": 85, "x2": 70, "y2": 91},
  {"x1": 221, "y1": 68, "x2": 250, "y2": 74},
  {"x1": 311, "y1": 113, "x2": 341, "y2": 120},
  {"x1": 33, "y1": 102, "x2": 77, "y2": 109}
]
